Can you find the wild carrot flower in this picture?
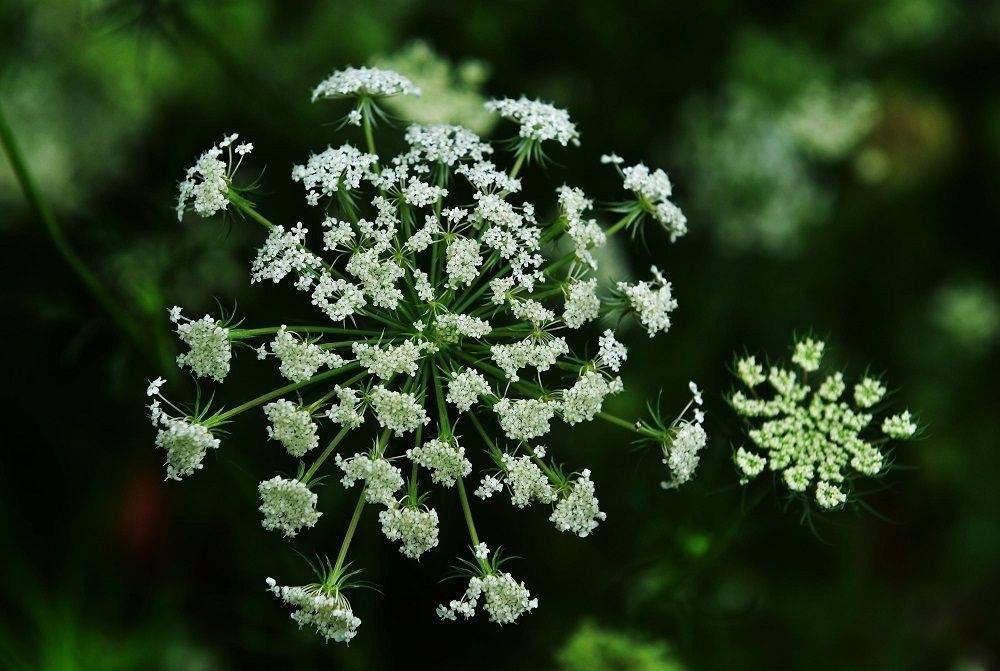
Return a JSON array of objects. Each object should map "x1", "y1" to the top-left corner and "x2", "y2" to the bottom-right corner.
[
  {"x1": 161, "y1": 65, "x2": 697, "y2": 642},
  {"x1": 729, "y1": 336, "x2": 919, "y2": 509}
]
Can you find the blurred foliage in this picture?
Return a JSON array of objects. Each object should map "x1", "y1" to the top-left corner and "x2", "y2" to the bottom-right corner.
[
  {"x1": 1, "y1": 0, "x2": 997, "y2": 669},
  {"x1": 557, "y1": 621, "x2": 684, "y2": 671},
  {"x1": 372, "y1": 40, "x2": 496, "y2": 133}
]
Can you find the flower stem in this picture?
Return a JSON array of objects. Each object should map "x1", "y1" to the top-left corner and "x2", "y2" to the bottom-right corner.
[
  {"x1": 332, "y1": 488, "x2": 367, "y2": 577},
  {"x1": 226, "y1": 190, "x2": 273, "y2": 230},
  {"x1": 210, "y1": 362, "x2": 360, "y2": 425},
  {"x1": 432, "y1": 357, "x2": 482, "y2": 546},
  {"x1": 302, "y1": 426, "x2": 350, "y2": 484},
  {"x1": 0, "y1": 101, "x2": 155, "y2": 364},
  {"x1": 508, "y1": 151, "x2": 526, "y2": 180},
  {"x1": 457, "y1": 478, "x2": 481, "y2": 547},
  {"x1": 362, "y1": 107, "x2": 378, "y2": 157},
  {"x1": 230, "y1": 326, "x2": 383, "y2": 339},
  {"x1": 545, "y1": 210, "x2": 638, "y2": 277}
]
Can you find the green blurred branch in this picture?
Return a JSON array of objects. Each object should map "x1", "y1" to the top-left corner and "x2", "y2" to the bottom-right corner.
[{"x1": 0, "y1": 99, "x2": 157, "y2": 365}]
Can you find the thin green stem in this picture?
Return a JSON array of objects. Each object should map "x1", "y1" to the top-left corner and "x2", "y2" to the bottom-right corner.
[
  {"x1": 466, "y1": 411, "x2": 497, "y2": 451},
  {"x1": 0, "y1": 101, "x2": 154, "y2": 363},
  {"x1": 456, "y1": 478, "x2": 480, "y2": 547},
  {"x1": 302, "y1": 426, "x2": 350, "y2": 484},
  {"x1": 230, "y1": 326, "x2": 383, "y2": 339},
  {"x1": 209, "y1": 362, "x2": 360, "y2": 425},
  {"x1": 431, "y1": 357, "x2": 481, "y2": 547},
  {"x1": 508, "y1": 151, "x2": 526, "y2": 180},
  {"x1": 332, "y1": 488, "x2": 367, "y2": 577},
  {"x1": 226, "y1": 190, "x2": 273, "y2": 230},
  {"x1": 362, "y1": 108, "x2": 378, "y2": 158},
  {"x1": 597, "y1": 410, "x2": 661, "y2": 439},
  {"x1": 545, "y1": 210, "x2": 638, "y2": 277}
]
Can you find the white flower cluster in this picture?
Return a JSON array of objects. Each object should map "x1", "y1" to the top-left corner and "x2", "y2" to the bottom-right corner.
[
  {"x1": 434, "y1": 313, "x2": 492, "y2": 341},
  {"x1": 164, "y1": 66, "x2": 699, "y2": 643},
  {"x1": 311, "y1": 66, "x2": 420, "y2": 101},
  {"x1": 490, "y1": 337, "x2": 569, "y2": 381},
  {"x1": 486, "y1": 97, "x2": 580, "y2": 146},
  {"x1": 379, "y1": 503, "x2": 440, "y2": 559},
  {"x1": 407, "y1": 437, "x2": 473, "y2": 487},
  {"x1": 661, "y1": 382, "x2": 707, "y2": 489},
  {"x1": 597, "y1": 329, "x2": 627, "y2": 372},
  {"x1": 147, "y1": 378, "x2": 220, "y2": 481},
  {"x1": 730, "y1": 338, "x2": 918, "y2": 508},
  {"x1": 437, "y1": 571, "x2": 538, "y2": 625},
  {"x1": 563, "y1": 278, "x2": 600, "y2": 329},
  {"x1": 176, "y1": 133, "x2": 251, "y2": 220},
  {"x1": 292, "y1": 144, "x2": 380, "y2": 206},
  {"x1": 403, "y1": 123, "x2": 492, "y2": 165},
  {"x1": 618, "y1": 162, "x2": 688, "y2": 241},
  {"x1": 258, "y1": 476, "x2": 322, "y2": 537},
  {"x1": 268, "y1": 326, "x2": 344, "y2": 383},
  {"x1": 616, "y1": 266, "x2": 678, "y2": 337},
  {"x1": 325, "y1": 385, "x2": 365, "y2": 429},
  {"x1": 153, "y1": 415, "x2": 220, "y2": 481},
  {"x1": 561, "y1": 371, "x2": 623, "y2": 425},
  {"x1": 494, "y1": 397, "x2": 559, "y2": 441},
  {"x1": 171, "y1": 308, "x2": 232, "y2": 382},
  {"x1": 267, "y1": 578, "x2": 361, "y2": 643},
  {"x1": 335, "y1": 452, "x2": 405, "y2": 506},
  {"x1": 446, "y1": 369, "x2": 492, "y2": 412},
  {"x1": 370, "y1": 386, "x2": 430, "y2": 436},
  {"x1": 353, "y1": 340, "x2": 425, "y2": 380},
  {"x1": 264, "y1": 399, "x2": 319, "y2": 457},
  {"x1": 477, "y1": 453, "x2": 556, "y2": 508},
  {"x1": 250, "y1": 223, "x2": 324, "y2": 285},
  {"x1": 550, "y1": 469, "x2": 606, "y2": 537},
  {"x1": 557, "y1": 186, "x2": 606, "y2": 268}
]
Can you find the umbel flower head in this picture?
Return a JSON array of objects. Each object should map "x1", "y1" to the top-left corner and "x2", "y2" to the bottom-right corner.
[
  {"x1": 729, "y1": 336, "x2": 919, "y2": 510},
  {"x1": 160, "y1": 64, "x2": 700, "y2": 643}
]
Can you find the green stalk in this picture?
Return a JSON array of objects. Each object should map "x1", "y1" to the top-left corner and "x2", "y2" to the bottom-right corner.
[
  {"x1": 362, "y1": 106, "x2": 378, "y2": 158},
  {"x1": 332, "y1": 488, "x2": 367, "y2": 578},
  {"x1": 329, "y1": 427, "x2": 392, "y2": 578},
  {"x1": 457, "y1": 478, "x2": 481, "y2": 547},
  {"x1": 544, "y1": 210, "x2": 638, "y2": 277},
  {"x1": 432, "y1": 358, "x2": 481, "y2": 547},
  {"x1": 230, "y1": 326, "x2": 383, "y2": 339},
  {"x1": 209, "y1": 362, "x2": 359, "y2": 425},
  {"x1": 454, "y1": 350, "x2": 660, "y2": 440},
  {"x1": 301, "y1": 426, "x2": 351, "y2": 484},
  {"x1": 0, "y1": 101, "x2": 154, "y2": 362},
  {"x1": 508, "y1": 151, "x2": 526, "y2": 180},
  {"x1": 226, "y1": 190, "x2": 273, "y2": 230}
]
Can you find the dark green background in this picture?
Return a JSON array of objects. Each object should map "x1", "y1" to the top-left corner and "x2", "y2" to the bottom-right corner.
[{"x1": 1, "y1": 1, "x2": 997, "y2": 669}]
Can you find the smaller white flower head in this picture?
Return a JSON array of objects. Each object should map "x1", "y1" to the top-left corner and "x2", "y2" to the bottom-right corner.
[
  {"x1": 268, "y1": 579, "x2": 361, "y2": 644},
  {"x1": 494, "y1": 397, "x2": 559, "y2": 441},
  {"x1": 264, "y1": 400, "x2": 319, "y2": 458},
  {"x1": 407, "y1": 436, "x2": 473, "y2": 488},
  {"x1": 176, "y1": 133, "x2": 249, "y2": 221},
  {"x1": 616, "y1": 266, "x2": 678, "y2": 337},
  {"x1": 486, "y1": 97, "x2": 580, "y2": 146},
  {"x1": 437, "y1": 570, "x2": 538, "y2": 625},
  {"x1": 258, "y1": 476, "x2": 322, "y2": 538},
  {"x1": 173, "y1": 311, "x2": 232, "y2": 382},
  {"x1": 269, "y1": 326, "x2": 344, "y2": 384},
  {"x1": 550, "y1": 469, "x2": 607, "y2": 538},
  {"x1": 379, "y1": 502, "x2": 440, "y2": 559},
  {"x1": 312, "y1": 66, "x2": 420, "y2": 100},
  {"x1": 155, "y1": 416, "x2": 220, "y2": 481},
  {"x1": 336, "y1": 452, "x2": 404, "y2": 506},
  {"x1": 882, "y1": 411, "x2": 917, "y2": 439},
  {"x1": 792, "y1": 338, "x2": 825, "y2": 372},
  {"x1": 446, "y1": 369, "x2": 492, "y2": 413}
]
